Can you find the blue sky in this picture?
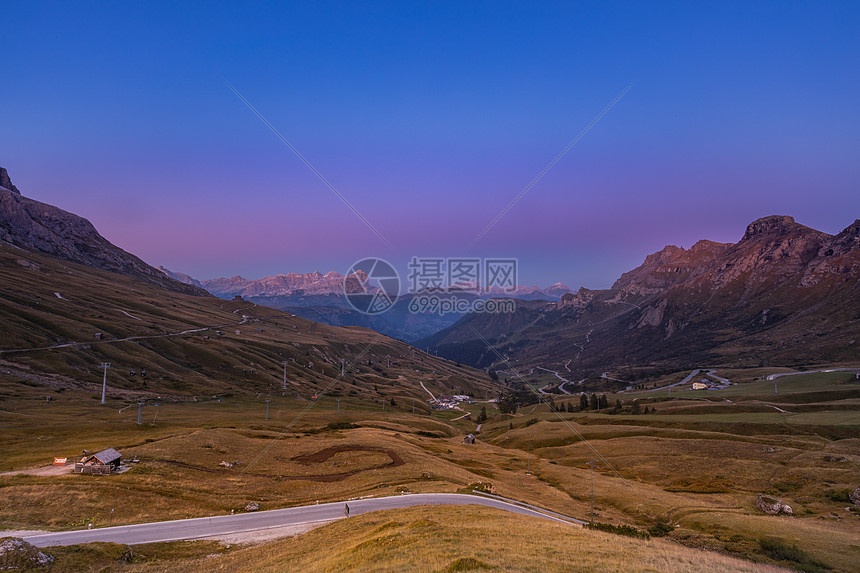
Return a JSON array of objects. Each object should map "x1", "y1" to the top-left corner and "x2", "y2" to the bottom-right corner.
[{"x1": 2, "y1": 1, "x2": 858, "y2": 288}]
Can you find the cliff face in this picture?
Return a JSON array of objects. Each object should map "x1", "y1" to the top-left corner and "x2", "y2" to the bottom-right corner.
[
  {"x1": 612, "y1": 241, "x2": 732, "y2": 294},
  {"x1": 0, "y1": 168, "x2": 20, "y2": 195},
  {"x1": 0, "y1": 167, "x2": 209, "y2": 297},
  {"x1": 199, "y1": 271, "x2": 353, "y2": 298}
]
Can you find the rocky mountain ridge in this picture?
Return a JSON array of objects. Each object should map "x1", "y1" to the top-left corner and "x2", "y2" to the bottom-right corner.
[
  {"x1": 159, "y1": 268, "x2": 357, "y2": 298},
  {"x1": 420, "y1": 215, "x2": 859, "y2": 371},
  {"x1": 0, "y1": 166, "x2": 209, "y2": 297}
]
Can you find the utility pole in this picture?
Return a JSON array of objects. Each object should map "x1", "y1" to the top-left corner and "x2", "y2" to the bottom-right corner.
[
  {"x1": 527, "y1": 441, "x2": 532, "y2": 474},
  {"x1": 265, "y1": 399, "x2": 271, "y2": 420},
  {"x1": 774, "y1": 378, "x2": 778, "y2": 394},
  {"x1": 412, "y1": 400, "x2": 415, "y2": 414},
  {"x1": 337, "y1": 399, "x2": 340, "y2": 414},
  {"x1": 137, "y1": 402, "x2": 142, "y2": 425},
  {"x1": 387, "y1": 355, "x2": 391, "y2": 368},
  {"x1": 281, "y1": 361, "x2": 288, "y2": 390},
  {"x1": 588, "y1": 459, "x2": 596, "y2": 525},
  {"x1": 100, "y1": 363, "x2": 111, "y2": 404},
  {"x1": 341, "y1": 359, "x2": 345, "y2": 377}
]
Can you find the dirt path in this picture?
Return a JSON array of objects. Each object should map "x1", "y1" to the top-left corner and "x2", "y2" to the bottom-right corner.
[{"x1": 0, "y1": 464, "x2": 74, "y2": 477}]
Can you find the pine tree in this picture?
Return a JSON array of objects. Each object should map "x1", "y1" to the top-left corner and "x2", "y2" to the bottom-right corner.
[
  {"x1": 580, "y1": 393, "x2": 589, "y2": 411},
  {"x1": 599, "y1": 394, "x2": 609, "y2": 410},
  {"x1": 589, "y1": 393, "x2": 598, "y2": 410}
]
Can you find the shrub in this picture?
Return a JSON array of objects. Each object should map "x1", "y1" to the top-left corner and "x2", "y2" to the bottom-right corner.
[
  {"x1": 827, "y1": 488, "x2": 851, "y2": 503},
  {"x1": 648, "y1": 520, "x2": 673, "y2": 537},
  {"x1": 586, "y1": 522, "x2": 650, "y2": 540},
  {"x1": 758, "y1": 538, "x2": 831, "y2": 572}
]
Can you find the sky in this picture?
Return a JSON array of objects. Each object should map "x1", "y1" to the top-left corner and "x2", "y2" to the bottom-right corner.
[{"x1": 2, "y1": 1, "x2": 858, "y2": 290}]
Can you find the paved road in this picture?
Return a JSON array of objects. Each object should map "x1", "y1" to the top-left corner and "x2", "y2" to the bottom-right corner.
[
  {"x1": 648, "y1": 369, "x2": 701, "y2": 392},
  {"x1": 766, "y1": 368, "x2": 856, "y2": 381},
  {"x1": 23, "y1": 493, "x2": 577, "y2": 547},
  {"x1": 0, "y1": 304, "x2": 257, "y2": 356},
  {"x1": 536, "y1": 367, "x2": 572, "y2": 394}
]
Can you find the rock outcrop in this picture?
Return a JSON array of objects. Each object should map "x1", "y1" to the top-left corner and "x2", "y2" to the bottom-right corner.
[
  {"x1": 0, "y1": 537, "x2": 54, "y2": 568},
  {"x1": 756, "y1": 494, "x2": 793, "y2": 515},
  {"x1": 0, "y1": 166, "x2": 209, "y2": 296},
  {"x1": 0, "y1": 167, "x2": 20, "y2": 194}
]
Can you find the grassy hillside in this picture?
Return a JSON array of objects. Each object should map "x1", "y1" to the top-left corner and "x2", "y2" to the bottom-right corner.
[{"x1": 0, "y1": 244, "x2": 492, "y2": 403}]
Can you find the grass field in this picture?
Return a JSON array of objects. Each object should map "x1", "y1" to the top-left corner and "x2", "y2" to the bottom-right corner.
[{"x1": 1, "y1": 367, "x2": 859, "y2": 571}]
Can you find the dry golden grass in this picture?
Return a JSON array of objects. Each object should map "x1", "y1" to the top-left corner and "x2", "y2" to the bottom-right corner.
[
  {"x1": 121, "y1": 506, "x2": 791, "y2": 573},
  {"x1": 2, "y1": 371, "x2": 859, "y2": 571}
]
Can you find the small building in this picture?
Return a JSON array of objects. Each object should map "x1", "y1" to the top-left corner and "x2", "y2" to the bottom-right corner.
[
  {"x1": 94, "y1": 332, "x2": 103, "y2": 340},
  {"x1": 75, "y1": 448, "x2": 122, "y2": 475},
  {"x1": 463, "y1": 434, "x2": 476, "y2": 444}
]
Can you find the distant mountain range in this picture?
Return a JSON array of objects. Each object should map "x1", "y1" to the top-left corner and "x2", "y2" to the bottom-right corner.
[
  {"x1": 419, "y1": 215, "x2": 860, "y2": 373},
  {"x1": 157, "y1": 268, "x2": 572, "y2": 342},
  {"x1": 7, "y1": 164, "x2": 853, "y2": 375},
  {"x1": 159, "y1": 267, "x2": 571, "y2": 301}
]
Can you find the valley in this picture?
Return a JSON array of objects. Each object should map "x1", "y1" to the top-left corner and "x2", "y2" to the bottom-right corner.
[{"x1": 1, "y1": 169, "x2": 858, "y2": 572}]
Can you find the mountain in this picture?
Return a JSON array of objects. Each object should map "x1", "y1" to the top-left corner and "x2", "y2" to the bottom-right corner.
[
  {"x1": 191, "y1": 271, "x2": 353, "y2": 298},
  {"x1": 419, "y1": 215, "x2": 860, "y2": 374},
  {"x1": 487, "y1": 282, "x2": 571, "y2": 300},
  {"x1": 0, "y1": 166, "x2": 491, "y2": 400},
  {"x1": 0, "y1": 167, "x2": 208, "y2": 296},
  {"x1": 162, "y1": 267, "x2": 570, "y2": 341}
]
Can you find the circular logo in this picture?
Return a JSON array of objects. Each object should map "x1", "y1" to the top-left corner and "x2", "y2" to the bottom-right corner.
[{"x1": 343, "y1": 258, "x2": 400, "y2": 315}]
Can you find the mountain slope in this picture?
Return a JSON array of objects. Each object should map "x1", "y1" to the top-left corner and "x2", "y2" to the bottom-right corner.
[
  {"x1": 420, "y1": 215, "x2": 860, "y2": 373},
  {"x1": 0, "y1": 243, "x2": 491, "y2": 401},
  {"x1": 0, "y1": 167, "x2": 208, "y2": 296},
  {"x1": 0, "y1": 166, "x2": 490, "y2": 400}
]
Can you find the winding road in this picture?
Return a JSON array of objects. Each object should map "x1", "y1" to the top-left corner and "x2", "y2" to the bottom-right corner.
[
  {"x1": 766, "y1": 368, "x2": 856, "y2": 381},
  {"x1": 0, "y1": 308, "x2": 254, "y2": 356},
  {"x1": 23, "y1": 493, "x2": 580, "y2": 547}
]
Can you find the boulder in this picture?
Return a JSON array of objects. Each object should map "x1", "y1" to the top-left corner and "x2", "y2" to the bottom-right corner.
[
  {"x1": 756, "y1": 494, "x2": 793, "y2": 515},
  {"x1": 244, "y1": 502, "x2": 260, "y2": 512},
  {"x1": 850, "y1": 487, "x2": 860, "y2": 506},
  {"x1": 0, "y1": 537, "x2": 54, "y2": 569}
]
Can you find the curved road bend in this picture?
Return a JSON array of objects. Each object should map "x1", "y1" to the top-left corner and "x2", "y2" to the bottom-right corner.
[{"x1": 24, "y1": 493, "x2": 577, "y2": 547}]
